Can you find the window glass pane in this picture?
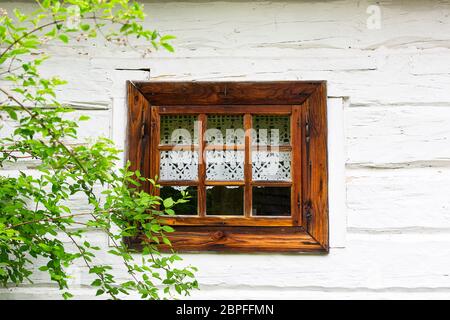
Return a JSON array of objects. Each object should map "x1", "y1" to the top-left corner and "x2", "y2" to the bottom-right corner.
[
  {"x1": 206, "y1": 186, "x2": 244, "y2": 216},
  {"x1": 252, "y1": 151, "x2": 291, "y2": 181},
  {"x1": 160, "y1": 186, "x2": 198, "y2": 215},
  {"x1": 160, "y1": 151, "x2": 198, "y2": 181},
  {"x1": 160, "y1": 115, "x2": 197, "y2": 145},
  {"x1": 252, "y1": 187, "x2": 291, "y2": 216},
  {"x1": 252, "y1": 115, "x2": 290, "y2": 145},
  {"x1": 206, "y1": 115, "x2": 244, "y2": 145},
  {"x1": 206, "y1": 150, "x2": 244, "y2": 181}
]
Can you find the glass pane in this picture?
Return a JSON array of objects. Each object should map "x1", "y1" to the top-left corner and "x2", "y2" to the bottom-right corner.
[
  {"x1": 252, "y1": 115, "x2": 290, "y2": 145},
  {"x1": 160, "y1": 115, "x2": 197, "y2": 145},
  {"x1": 160, "y1": 186, "x2": 197, "y2": 216},
  {"x1": 206, "y1": 186, "x2": 244, "y2": 216},
  {"x1": 252, "y1": 187, "x2": 291, "y2": 216},
  {"x1": 160, "y1": 151, "x2": 198, "y2": 181},
  {"x1": 206, "y1": 150, "x2": 244, "y2": 181},
  {"x1": 206, "y1": 115, "x2": 244, "y2": 145},
  {"x1": 252, "y1": 151, "x2": 291, "y2": 181}
]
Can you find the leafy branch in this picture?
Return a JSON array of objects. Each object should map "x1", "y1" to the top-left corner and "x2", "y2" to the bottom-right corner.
[{"x1": 0, "y1": 0, "x2": 197, "y2": 300}]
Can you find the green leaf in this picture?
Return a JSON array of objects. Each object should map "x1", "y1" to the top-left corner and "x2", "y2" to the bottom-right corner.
[
  {"x1": 164, "y1": 208, "x2": 175, "y2": 215},
  {"x1": 160, "y1": 35, "x2": 176, "y2": 41},
  {"x1": 45, "y1": 28, "x2": 57, "y2": 38},
  {"x1": 161, "y1": 42, "x2": 174, "y2": 52},
  {"x1": 162, "y1": 237, "x2": 171, "y2": 246},
  {"x1": 162, "y1": 225, "x2": 174, "y2": 233},
  {"x1": 91, "y1": 279, "x2": 102, "y2": 287},
  {"x1": 5, "y1": 108, "x2": 18, "y2": 120},
  {"x1": 22, "y1": 39, "x2": 40, "y2": 49},
  {"x1": 120, "y1": 24, "x2": 131, "y2": 32},
  {"x1": 163, "y1": 197, "x2": 175, "y2": 208},
  {"x1": 62, "y1": 292, "x2": 74, "y2": 300},
  {"x1": 58, "y1": 34, "x2": 69, "y2": 44},
  {"x1": 13, "y1": 9, "x2": 28, "y2": 22},
  {"x1": 150, "y1": 224, "x2": 161, "y2": 233}
]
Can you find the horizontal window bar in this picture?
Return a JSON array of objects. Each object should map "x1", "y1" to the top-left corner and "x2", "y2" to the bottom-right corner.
[
  {"x1": 205, "y1": 180, "x2": 245, "y2": 186},
  {"x1": 251, "y1": 145, "x2": 292, "y2": 151},
  {"x1": 158, "y1": 145, "x2": 198, "y2": 151},
  {"x1": 204, "y1": 144, "x2": 245, "y2": 151},
  {"x1": 158, "y1": 180, "x2": 199, "y2": 186},
  {"x1": 156, "y1": 105, "x2": 292, "y2": 115},
  {"x1": 251, "y1": 181, "x2": 292, "y2": 187},
  {"x1": 159, "y1": 216, "x2": 293, "y2": 227}
]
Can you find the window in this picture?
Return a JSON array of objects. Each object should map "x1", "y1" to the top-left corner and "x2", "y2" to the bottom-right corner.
[{"x1": 127, "y1": 81, "x2": 329, "y2": 253}]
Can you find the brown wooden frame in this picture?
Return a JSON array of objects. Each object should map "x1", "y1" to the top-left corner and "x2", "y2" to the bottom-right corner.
[{"x1": 126, "y1": 81, "x2": 329, "y2": 253}]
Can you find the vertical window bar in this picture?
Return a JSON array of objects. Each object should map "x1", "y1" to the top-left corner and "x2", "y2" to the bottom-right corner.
[
  {"x1": 291, "y1": 106, "x2": 302, "y2": 225},
  {"x1": 150, "y1": 106, "x2": 160, "y2": 196},
  {"x1": 244, "y1": 114, "x2": 252, "y2": 217},
  {"x1": 198, "y1": 114, "x2": 207, "y2": 217},
  {"x1": 301, "y1": 102, "x2": 311, "y2": 228}
]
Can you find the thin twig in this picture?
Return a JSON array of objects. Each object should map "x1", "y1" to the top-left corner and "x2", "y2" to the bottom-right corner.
[
  {"x1": 0, "y1": 20, "x2": 64, "y2": 61},
  {"x1": 9, "y1": 212, "x2": 91, "y2": 229}
]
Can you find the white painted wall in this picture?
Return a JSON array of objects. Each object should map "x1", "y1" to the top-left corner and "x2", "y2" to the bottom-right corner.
[{"x1": 1, "y1": 0, "x2": 450, "y2": 299}]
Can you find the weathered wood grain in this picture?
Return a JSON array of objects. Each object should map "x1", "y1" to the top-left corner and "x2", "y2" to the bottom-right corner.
[
  {"x1": 244, "y1": 113, "x2": 252, "y2": 218},
  {"x1": 291, "y1": 105, "x2": 302, "y2": 226},
  {"x1": 129, "y1": 226, "x2": 325, "y2": 253},
  {"x1": 305, "y1": 82, "x2": 329, "y2": 250},
  {"x1": 133, "y1": 81, "x2": 320, "y2": 105},
  {"x1": 198, "y1": 114, "x2": 207, "y2": 217},
  {"x1": 346, "y1": 105, "x2": 450, "y2": 165},
  {"x1": 156, "y1": 105, "x2": 292, "y2": 114},
  {"x1": 159, "y1": 216, "x2": 293, "y2": 227},
  {"x1": 347, "y1": 167, "x2": 450, "y2": 231},
  {"x1": 126, "y1": 82, "x2": 152, "y2": 191}
]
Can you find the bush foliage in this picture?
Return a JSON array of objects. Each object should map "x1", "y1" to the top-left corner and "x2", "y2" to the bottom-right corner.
[{"x1": 0, "y1": 0, "x2": 197, "y2": 300}]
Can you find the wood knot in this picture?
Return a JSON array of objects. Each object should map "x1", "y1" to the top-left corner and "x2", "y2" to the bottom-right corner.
[{"x1": 211, "y1": 231, "x2": 225, "y2": 241}]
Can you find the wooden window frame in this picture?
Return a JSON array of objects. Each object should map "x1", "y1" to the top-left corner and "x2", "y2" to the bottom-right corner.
[{"x1": 126, "y1": 81, "x2": 329, "y2": 253}]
